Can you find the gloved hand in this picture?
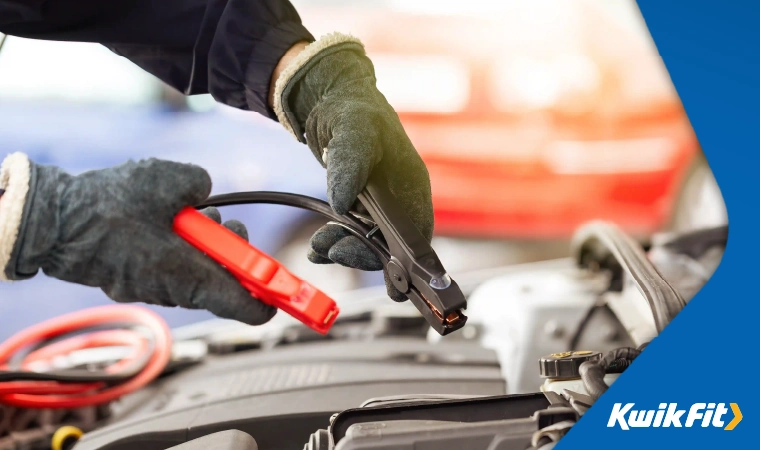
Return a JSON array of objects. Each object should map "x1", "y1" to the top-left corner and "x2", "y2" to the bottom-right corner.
[
  {"x1": 273, "y1": 33, "x2": 434, "y2": 301},
  {"x1": 0, "y1": 153, "x2": 276, "y2": 325}
]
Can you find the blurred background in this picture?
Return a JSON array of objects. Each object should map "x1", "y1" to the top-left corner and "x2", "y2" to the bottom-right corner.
[{"x1": 0, "y1": 0, "x2": 727, "y2": 339}]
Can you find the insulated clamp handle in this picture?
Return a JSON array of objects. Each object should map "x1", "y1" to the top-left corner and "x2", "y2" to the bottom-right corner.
[
  {"x1": 356, "y1": 172, "x2": 467, "y2": 335},
  {"x1": 173, "y1": 208, "x2": 340, "y2": 334}
]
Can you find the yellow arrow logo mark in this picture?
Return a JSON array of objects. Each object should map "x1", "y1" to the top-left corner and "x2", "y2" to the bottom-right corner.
[{"x1": 725, "y1": 403, "x2": 742, "y2": 430}]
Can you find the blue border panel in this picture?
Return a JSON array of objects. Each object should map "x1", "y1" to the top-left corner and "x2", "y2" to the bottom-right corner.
[{"x1": 559, "y1": 1, "x2": 758, "y2": 448}]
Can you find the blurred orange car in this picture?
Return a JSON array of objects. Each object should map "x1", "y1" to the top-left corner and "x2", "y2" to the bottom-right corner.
[{"x1": 295, "y1": 0, "x2": 712, "y2": 239}]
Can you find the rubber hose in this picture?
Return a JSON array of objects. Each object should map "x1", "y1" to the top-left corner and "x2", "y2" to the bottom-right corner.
[
  {"x1": 580, "y1": 347, "x2": 641, "y2": 401},
  {"x1": 579, "y1": 361, "x2": 608, "y2": 401}
]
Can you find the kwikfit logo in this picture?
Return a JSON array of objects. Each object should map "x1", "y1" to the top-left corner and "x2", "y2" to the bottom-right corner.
[{"x1": 607, "y1": 403, "x2": 742, "y2": 430}]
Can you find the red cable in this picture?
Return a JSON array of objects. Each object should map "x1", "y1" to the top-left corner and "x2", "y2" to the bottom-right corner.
[
  {"x1": 0, "y1": 305, "x2": 172, "y2": 408},
  {"x1": 0, "y1": 382, "x2": 99, "y2": 396}
]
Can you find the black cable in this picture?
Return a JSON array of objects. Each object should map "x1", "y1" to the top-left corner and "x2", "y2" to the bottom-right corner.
[
  {"x1": 199, "y1": 191, "x2": 391, "y2": 260},
  {"x1": 200, "y1": 192, "x2": 342, "y2": 222},
  {"x1": 0, "y1": 370, "x2": 138, "y2": 384}
]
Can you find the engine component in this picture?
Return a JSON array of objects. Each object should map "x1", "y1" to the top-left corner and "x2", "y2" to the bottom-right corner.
[
  {"x1": 303, "y1": 429, "x2": 330, "y2": 450},
  {"x1": 51, "y1": 426, "x2": 84, "y2": 450},
  {"x1": 464, "y1": 260, "x2": 632, "y2": 394},
  {"x1": 329, "y1": 393, "x2": 552, "y2": 442},
  {"x1": 538, "y1": 351, "x2": 601, "y2": 379},
  {"x1": 293, "y1": 339, "x2": 648, "y2": 450},
  {"x1": 0, "y1": 404, "x2": 107, "y2": 450},
  {"x1": 294, "y1": 341, "x2": 647, "y2": 450},
  {"x1": 537, "y1": 351, "x2": 619, "y2": 410},
  {"x1": 70, "y1": 338, "x2": 504, "y2": 450},
  {"x1": 299, "y1": 391, "x2": 577, "y2": 450},
  {"x1": 335, "y1": 416, "x2": 564, "y2": 450},
  {"x1": 571, "y1": 221, "x2": 686, "y2": 333},
  {"x1": 579, "y1": 346, "x2": 642, "y2": 401}
]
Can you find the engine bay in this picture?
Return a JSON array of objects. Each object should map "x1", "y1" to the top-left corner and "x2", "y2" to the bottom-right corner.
[{"x1": 0, "y1": 223, "x2": 726, "y2": 450}]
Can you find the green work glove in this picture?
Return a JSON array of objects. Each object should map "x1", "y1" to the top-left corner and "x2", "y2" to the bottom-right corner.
[
  {"x1": 273, "y1": 33, "x2": 434, "y2": 301},
  {"x1": 0, "y1": 153, "x2": 276, "y2": 325}
]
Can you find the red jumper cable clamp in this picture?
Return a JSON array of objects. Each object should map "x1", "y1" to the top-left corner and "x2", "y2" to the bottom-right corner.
[{"x1": 173, "y1": 208, "x2": 340, "y2": 334}]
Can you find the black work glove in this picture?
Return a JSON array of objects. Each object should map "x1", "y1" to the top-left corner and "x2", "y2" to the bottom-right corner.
[
  {"x1": 0, "y1": 154, "x2": 276, "y2": 325},
  {"x1": 274, "y1": 34, "x2": 434, "y2": 301}
]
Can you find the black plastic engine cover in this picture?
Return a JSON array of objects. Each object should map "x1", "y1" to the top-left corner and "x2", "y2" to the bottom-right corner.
[{"x1": 73, "y1": 338, "x2": 505, "y2": 450}]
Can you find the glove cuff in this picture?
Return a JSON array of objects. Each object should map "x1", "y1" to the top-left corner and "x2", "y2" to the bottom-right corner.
[
  {"x1": 1, "y1": 156, "x2": 71, "y2": 281},
  {"x1": 0, "y1": 153, "x2": 32, "y2": 281},
  {"x1": 273, "y1": 32, "x2": 364, "y2": 143}
]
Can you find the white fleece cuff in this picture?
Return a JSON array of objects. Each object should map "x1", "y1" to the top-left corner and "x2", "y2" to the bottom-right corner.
[
  {"x1": 0, "y1": 152, "x2": 31, "y2": 281},
  {"x1": 273, "y1": 32, "x2": 363, "y2": 140}
]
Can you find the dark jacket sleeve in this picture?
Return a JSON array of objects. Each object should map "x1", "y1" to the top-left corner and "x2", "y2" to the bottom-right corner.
[{"x1": 0, "y1": 0, "x2": 314, "y2": 119}]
